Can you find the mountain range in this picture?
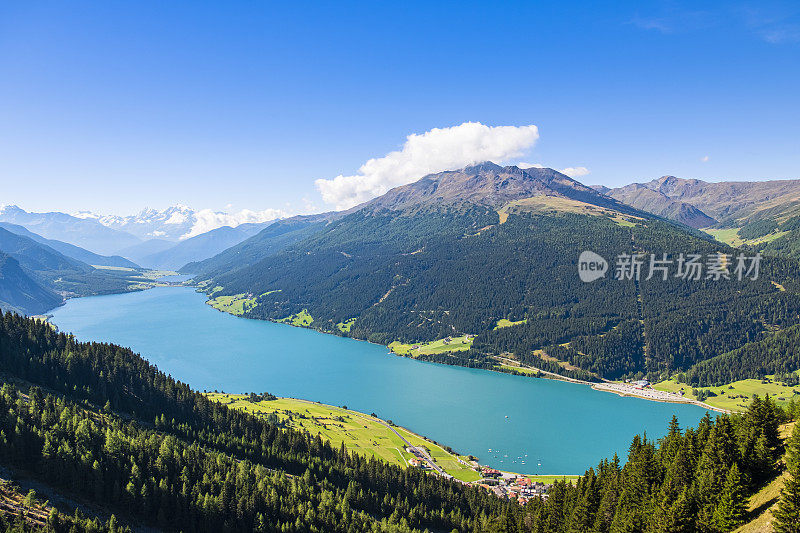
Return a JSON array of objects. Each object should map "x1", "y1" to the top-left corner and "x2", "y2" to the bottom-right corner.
[
  {"x1": 601, "y1": 175, "x2": 800, "y2": 259},
  {"x1": 0, "y1": 204, "x2": 283, "y2": 270},
  {"x1": 360, "y1": 162, "x2": 634, "y2": 213},
  {"x1": 0, "y1": 226, "x2": 155, "y2": 315},
  {"x1": 0, "y1": 221, "x2": 138, "y2": 268},
  {"x1": 129, "y1": 221, "x2": 274, "y2": 270},
  {"x1": 0, "y1": 205, "x2": 142, "y2": 255},
  {"x1": 6, "y1": 165, "x2": 800, "y2": 350},
  {"x1": 76, "y1": 203, "x2": 285, "y2": 241},
  {"x1": 75, "y1": 204, "x2": 199, "y2": 240},
  {"x1": 602, "y1": 175, "x2": 800, "y2": 227},
  {"x1": 188, "y1": 163, "x2": 800, "y2": 388}
]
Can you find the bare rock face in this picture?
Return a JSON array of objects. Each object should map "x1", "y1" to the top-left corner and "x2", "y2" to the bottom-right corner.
[
  {"x1": 605, "y1": 175, "x2": 800, "y2": 227},
  {"x1": 359, "y1": 162, "x2": 632, "y2": 213},
  {"x1": 605, "y1": 183, "x2": 716, "y2": 228}
]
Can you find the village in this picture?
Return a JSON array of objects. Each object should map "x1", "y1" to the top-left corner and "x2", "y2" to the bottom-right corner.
[
  {"x1": 403, "y1": 445, "x2": 552, "y2": 503},
  {"x1": 474, "y1": 467, "x2": 551, "y2": 503}
]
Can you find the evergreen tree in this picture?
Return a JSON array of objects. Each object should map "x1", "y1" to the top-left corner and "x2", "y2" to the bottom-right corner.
[
  {"x1": 712, "y1": 463, "x2": 746, "y2": 531},
  {"x1": 775, "y1": 424, "x2": 800, "y2": 532}
]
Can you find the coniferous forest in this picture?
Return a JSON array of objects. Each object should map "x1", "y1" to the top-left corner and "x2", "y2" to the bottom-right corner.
[
  {"x1": 0, "y1": 310, "x2": 796, "y2": 532},
  {"x1": 3, "y1": 2, "x2": 800, "y2": 531},
  {"x1": 198, "y1": 206, "x2": 800, "y2": 384}
]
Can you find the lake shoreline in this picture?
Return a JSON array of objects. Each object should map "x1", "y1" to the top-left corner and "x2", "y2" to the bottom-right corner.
[
  {"x1": 591, "y1": 382, "x2": 728, "y2": 413},
  {"x1": 197, "y1": 289, "x2": 720, "y2": 412},
  {"x1": 48, "y1": 282, "x2": 720, "y2": 413},
  {"x1": 208, "y1": 392, "x2": 582, "y2": 482},
  {"x1": 49, "y1": 286, "x2": 710, "y2": 475}
]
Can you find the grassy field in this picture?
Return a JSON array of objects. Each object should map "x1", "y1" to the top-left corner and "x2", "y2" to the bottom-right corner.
[
  {"x1": 208, "y1": 293, "x2": 257, "y2": 316},
  {"x1": 142, "y1": 269, "x2": 183, "y2": 280},
  {"x1": 389, "y1": 335, "x2": 474, "y2": 357},
  {"x1": 494, "y1": 318, "x2": 527, "y2": 329},
  {"x1": 653, "y1": 376, "x2": 800, "y2": 412},
  {"x1": 704, "y1": 227, "x2": 744, "y2": 246},
  {"x1": 206, "y1": 393, "x2": 481, "y2": 481},
  {"x1": 98, "y1": 269, "x2": 188, "y2": 291},
  {"x1": 613, "y1": 216, "x2": 636, "y2": 228},
  {"x1": 498, "y1": 197, "x2": 643, "y2": 229},
  {"x1": 704, "y1": 227, "x2": 790, "y2": 248},
  {"x1": 496, "y1": 364, "x2": 540, "y2": 376},
  {"x1": 336, "y1": 318, "x2": 356, "y2": 333},
  {"x1": 278, "y1": 309, "x2": 314, "y2": 327}
]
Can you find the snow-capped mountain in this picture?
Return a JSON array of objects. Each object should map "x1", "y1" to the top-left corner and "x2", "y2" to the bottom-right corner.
[
  {"x1": 77, "y1": 205, "x2": 286, "y2": 241},
  {"x1": 0, "y1": 205, "x2": 142, "y2": 255}
]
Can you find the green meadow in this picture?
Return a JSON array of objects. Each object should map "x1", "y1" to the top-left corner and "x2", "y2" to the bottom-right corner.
[
  {"x1": 278, "y1": 309, "x2": 314, "y2": 327},
  {"x1": 653, "y1": 375, "x2": 800, "y2": 412},
  {"x1": 494, "y1": 318, "x2": 527, "y2": 329},
  {"x1": 206, "y1": 393, "x2": 481, "y2": 482},
  {"x1": 208, "y1": 293, "x2": 257, "y2": 316},
  {"x1": 336, "y1": 318, "x2": 357, "y2": 333},
  {"x1": 389, "y1": 335, "x2": 474, "y2": 357}
]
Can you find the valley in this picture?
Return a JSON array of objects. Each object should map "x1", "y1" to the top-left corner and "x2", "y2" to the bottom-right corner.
[
  {"x1": 178, "y1": 165, "x2": 800, "y2": 416},
  {"x1": 4, "y1": 4, "x2": 799, "y2": 530},
  {"x1": 48, "y1": 286, "x2": 709, "y2": 477},
  {"x1": 4, "y1": 165, "x2": 800, "y2": 533},
  {"x1": 5, "y1": 166, "x2": 800, "y2": 531}
]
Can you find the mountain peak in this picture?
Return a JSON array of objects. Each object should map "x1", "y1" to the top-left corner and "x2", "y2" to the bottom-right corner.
[
  {"x1": 358, "y1": 163, "x2": 631, "y2": 214},
  {"x1": 0, "y1": 205, "x2": 23, "y2": 215},
  {"x1": 463, "y1": 161, "x2": 504, "y2": 173}
]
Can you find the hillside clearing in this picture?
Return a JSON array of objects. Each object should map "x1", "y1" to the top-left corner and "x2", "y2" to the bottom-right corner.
[
  {"x1": 278, "y1": 309, "x2": 313, "y2": 327},
  {"x1": 389, "y1": 335, "x2": 474, "y2": 357}
]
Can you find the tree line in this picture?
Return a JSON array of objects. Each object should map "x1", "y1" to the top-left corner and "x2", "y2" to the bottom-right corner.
[
  {"x1": 200, "y1": 207, "x2": 800, "y2": 384},
  {"x1": 1, "y1": 310, "x2": 798, "y2": 531}
]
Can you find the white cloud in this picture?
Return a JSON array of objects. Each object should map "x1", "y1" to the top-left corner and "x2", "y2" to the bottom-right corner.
[
  {"x1": 315, "y1": 122, "x2": 540, "y2": 210},
  {"x1": 701, "y1": 155, "x2": 710, "y2": 162},
  {"x1": 559, "y1": 166, "x2": 591, "y2": 178},
  {"x1": 519, "y1": 163, "x2": 590, "y2": 178},
  {"x1": 182, "y1": 208, "x2": 287, "y2": 239},
  {"x1": 301, "y1": 197, "x2": 317, "y2": 213}
]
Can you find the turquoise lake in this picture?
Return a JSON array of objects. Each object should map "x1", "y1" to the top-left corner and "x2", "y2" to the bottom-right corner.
[{"x1": 50, "y1": 286, "x2": 709, "y2": 475}]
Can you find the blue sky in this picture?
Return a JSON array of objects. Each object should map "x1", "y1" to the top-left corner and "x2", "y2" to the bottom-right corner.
[{"x1": 1, "y1": 1, "x2": 798, "y2": 215}]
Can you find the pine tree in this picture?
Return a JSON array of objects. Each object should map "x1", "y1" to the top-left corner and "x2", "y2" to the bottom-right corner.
[
  {"x1": 775, "y1": 424, "x2": 800, "y2": 532},
  {"x1": 712, "y1": 463, "x2": 746, "y2": 531},
  {"x1": 651, "y1": 487, "x2": 694, "y2": 533}
]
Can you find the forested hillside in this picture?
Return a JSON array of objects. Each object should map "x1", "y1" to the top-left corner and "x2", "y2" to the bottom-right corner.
[
  {"x1": 0, "y1": 253, "x2": 61, "y2": 315},
  {"x1": 0, "y1": 311, "x2": 792, "y2": 532},
  {"x1": 0, "y1": 311, "x2": 509, "y2": 532},
  {"x1": 181, "y1": 214, "x2": 335, "y2": 277},
  {"x1": 0, "y1": 227, "x2": 156, "y2": 315},
  {"x1": 0, "y1": 222, "x2": 139, "y2": 269},
  {"x1": 195, "y1": 164, "x2": 800, "y2": 384}
]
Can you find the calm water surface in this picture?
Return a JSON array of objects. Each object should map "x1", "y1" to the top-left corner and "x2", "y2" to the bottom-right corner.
[{"x1": 51, "y1": 287, "x2": 708, "y2": 474}]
